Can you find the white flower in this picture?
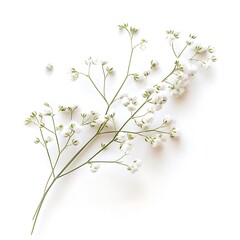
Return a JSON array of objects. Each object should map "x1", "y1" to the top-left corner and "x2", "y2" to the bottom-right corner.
[
  {"x1": 71, "y1": 71, "x2": 79, "y2": 81},
  {"x1": 127, "y1": 103, "x2": 137, "y2": 112},
  {"x1": 122, "y1": 97, "x2": 130, "y2": 106},
  {"x1": 170, "y1": 127, "x2": 180, "y2": 138},
  {"x1": 152, "y1": 94, "x2": 167, "y2": 111},
  {"x1": 135, "y1": 73, "x2": 147, "y2": 82},
  {"x1": 117, "y1": 132, "x2": 128, "y2": 142},
  {"x1": 201, "y1": 59, "x2": 211, "y2": 69},
  {"x1": 151, "y1": 60, "x2": 159, "y2": 69},
  {"x1": 136, "y1": 114, "x2": 153, "y2": 130},
  {"x1": 188, "y1": 63, "x2": 198, "y2": 77},
  {"x1": 166, "y1": 34, "x2": 176, "y2": 44},
  {"x1": 61, "y1": 126, "x2": 72, "y2": 137},
  {"x1": 128, "y1": 164, "x2": 138, "y2": 174},
  {"x1": 46, "y1": 64, "x2": 53, "y2": 71},
  {"x1": 152, "y1": 134, "x2": 167, "y2": 148},
  {"x1": 170, "y1": 79, "x2": 187, "y2": 98},
  {"x1": 90, "y1": 163, "x2": 100, "y2": 173},
  {"x1": 145, "y1": 86, "x2": 155, "y2": 94},
  {"x1": 145, "y1": 113, "x2": 154, "y2": 123},
  {"x1": 45, "y1": 136, "x2": 52, "y2": 143},
  {"x1": 133, "y1": 159, "x2": 142, "y2": 167},
  {"x1": 128, "y1": 159, "x2": 142, "y2": 174},
  {"x1": 121, "y1": 140, "x2": 133, "y2": 153},
  {"x1": 166, "y1": 30, "x2": 179, "y2": 44},
  {"x1": 147, "y1": 106, "x2": 155, "y2": 113},
  {"x1": 163, "y1": 115, "x2": 173, "y2": 125},
  {"x1": 69, "y1": 122, "x2": 82, "y2": 133},
  {"x1": 43, "y1": 108, "x2": 52, "y2": 116}
]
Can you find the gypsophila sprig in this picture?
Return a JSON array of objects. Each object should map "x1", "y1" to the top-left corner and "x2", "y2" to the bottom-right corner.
[{"x1": 25, "y1": 23, "x2": 216, "y2": 235}]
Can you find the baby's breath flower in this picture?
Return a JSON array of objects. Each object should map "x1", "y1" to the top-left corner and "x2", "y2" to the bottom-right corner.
[
  {"x1": 140, "y1": 39, "x2": 147, "y2": 50},
  {"x1": 46, "y1": 64, "x2": 53, "y2": 71},
  {"x1": 151, "y1": 94, "x2": 167, "y2": 111},
  {"x1": 117, "y1": 132, "x2": 128, "y2": 142},
  {"x1": 70, "y1": 68, "x2": 79, "y2": 81},
  {"x1": 201, "y1": 59, "x2": 212, "y2": 69},
  {"x1": 34, "y1": 138, "x2": 40, "y2": 144},
  {"x1": 45, "y1": 136, "x2": 52, "y2": 143},
  {"x1": 121, "y1": 94, "x2": 138, "y2": 112},
  {"x1": 69, "y1": 122, "x2": 82, "y2": 133},
  {"x1": 121, "y1": 140, "x2": 133, "y2": 154},
  {"x1": 43, "y1": 108, "x2": 52, "y2": 116},
  {"x1": 90, "y1": 163, "x2": 100, "y2": 173},
  {"x1": 72, "y1": 139, "x2": 79, "y2": 146},
  {"x1": 163, "y1": 115, "x2": 173, "y2": 125},
  {"x1": 127, "y1": 159, "x2": 142, "y2": 174},
  {"x1": 61, "y1": 126, "x2": 72, "y2": 137},
  {"x1": 150, "y1": 60, "x2": 159, "y2": 69},
  {"x1": 166, "y1": 30, "x2": 180, "y2": 44},
  {"x1": 127, "y1": 103, "x2": 137, "y2": 112},
  {"x1": 170, "y1": 127, "x2": 180, "y2": 138}
]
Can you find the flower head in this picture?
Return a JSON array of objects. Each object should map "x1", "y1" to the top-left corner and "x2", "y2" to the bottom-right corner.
[{"x1": 90, "y1": 163, "x2": 100, "y2": 173}]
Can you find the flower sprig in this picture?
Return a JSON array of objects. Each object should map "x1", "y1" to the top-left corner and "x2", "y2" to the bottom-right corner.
[
  {"x1": 164, "y1": 30, "x2": 216, "y2": 97},
  {"x1": 25, "y1": 23, "x2": 215, "y2": 234}
]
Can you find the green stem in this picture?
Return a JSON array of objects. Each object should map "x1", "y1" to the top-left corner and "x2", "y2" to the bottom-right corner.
[
  {"x1": 51, "y1": 115, "x2": 60, "y2": 154},
  {"x1": 105, "y1": 33, "x2": 134, "y2": 114},
  {"x1": 88, "y1": 75, "x2": 109, "y2": 105},
  {"x1": 171, "y1": 43, "x2": 178, "y2": 58},
  {"x1": 161, "y1": 67, "x2": 176, "y2": 83},
  {"x1": 39, "y1": 128, "x2": 55, "y2": 178},
  {"x1": 31, "y1": 178, "x2": 57, "y2": 235},
  {"x1": 178, "y1": 44, "x2": 188, "y2": 58}
]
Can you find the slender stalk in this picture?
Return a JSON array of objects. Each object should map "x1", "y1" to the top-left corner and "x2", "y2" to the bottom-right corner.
[
  {"x1": 39, "y1": 128, "x2": 55, "y2": 178},
  {"x1": 105, "y1": 33, "x2": 134, "y2": 114},
  {"x1": 31, "y1": 177, "x2": 57, "y2": 235},
  {"x1": 178, "y1": 44, "x2": 188, "y2": 58},
  {"x1": 51, "y1": 114, "x2": 60, "y2": 154},
  {"x1": 161, "y1": 67, "x2": 176, "y2": 83},
  {"x1": 171, "y1": 43, "x2": 178, "y2": 58}
]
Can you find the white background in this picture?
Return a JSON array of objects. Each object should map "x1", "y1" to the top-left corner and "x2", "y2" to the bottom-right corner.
[{"x1": 0, "y1": 0, "x2": 240, "y2": 239}]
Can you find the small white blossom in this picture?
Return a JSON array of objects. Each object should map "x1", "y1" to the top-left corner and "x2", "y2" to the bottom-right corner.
[
  {"x1": 170, "y1": 127, "x2": 180, "y2": 138},
  {"x1": 163, "y1": 115, "x2": 173, "y2": 125},
  {"x1": 128, "y1": 159, "x2": 142, "y2": 174},
  {"x1": 201, "y1": 59, "x2": 211, "y2": 69},
  {"x1": 43, "y1": 108, "x2": 52, "y2": 116},
  {"x1": 127, "y1": 103, "x2": 137, "y2": 112},
  {"x1": 151, "y1": 60, "x2": 159, "y2": 69},
  {"x1": 45, "y1": 136, "x2": 52, "y2": 143},
  {"x1": 133, "y1": 159, "x2": 142, "y2": 167},
  {"x1": 90, "y1": 163, "x2": 100, "y2": 173},
  {"x1": 61, "y1": 126, "x2": 72, "y2": 137},
  {"x1": 187, "y1": 63, "x2": 198, "y2": 77},
  {"x1": 152, "y1": 94, "x2": 167, "y2": 111},
  {"x1": 117, "y1": 132, "x2": 128, "y2": 142},
  {"x1": 69, "y1": 122, "x2": 82, "y2": 133},
  {"x1": 121, "y1": 140, "x2": 133, "y2": 153},
  {"x1": 122, "y1": 97, "x2": 130, "y2": 106},
  {"x1": 46, "y1": 64, "x2": 53, "y2": 71},
  {"x1": 166, "y1": 30, "x2": 180, "y2": 44},
  {"x1": 145, "y1": 133, "x2": 167, "y2": 148},
  {"x1": 122, "y1": 94, "x2": 138, "y2": 112}
]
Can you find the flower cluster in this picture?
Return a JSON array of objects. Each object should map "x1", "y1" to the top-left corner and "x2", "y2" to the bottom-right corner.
[
  {"x1": 163, "y1": 30, "x2": 216, "y2": 97},
  {"x1": 121, "y1": 94, "x2": 138, "y2": 112}
]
